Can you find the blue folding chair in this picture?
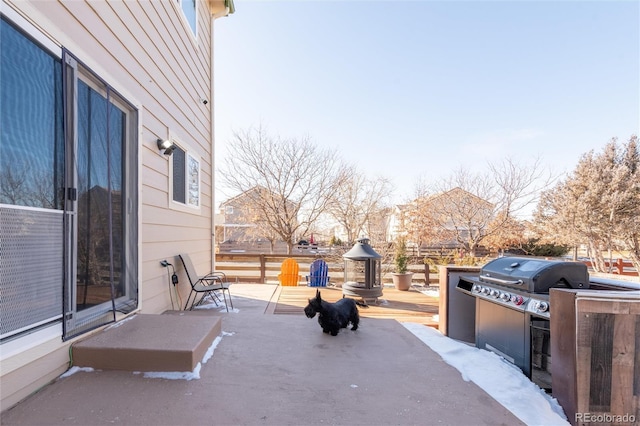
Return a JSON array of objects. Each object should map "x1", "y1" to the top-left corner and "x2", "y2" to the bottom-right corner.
[{"x1": 306, "y1": 259, "x2": 329, "y2": 287}]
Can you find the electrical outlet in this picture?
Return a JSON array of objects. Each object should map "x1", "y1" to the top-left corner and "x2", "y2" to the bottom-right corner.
[{"x1": 160, "y1": 260, "x2": 169, "y2": 267}]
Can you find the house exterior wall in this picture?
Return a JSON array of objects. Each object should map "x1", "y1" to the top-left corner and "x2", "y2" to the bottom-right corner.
[
  {"x1": 389, "y1": 188, "x2": 495, "y2": 250},
  {"x1": 218, "y1": 194, "x2": 258, "y2": 242},
  {"x1": 0, "y1": 0, "x2": 228, "y2": 411}
]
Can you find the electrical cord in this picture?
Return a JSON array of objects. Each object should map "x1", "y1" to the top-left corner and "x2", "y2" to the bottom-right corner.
[
  {"x1": 165, "y1": 264, "x2": 175, "y2": 310},
  {"x1": 161, "y1": 260, "x2": 183, "y2": 310},
  {"x1": 170, "y1": 263, "x2": 183, "y2": 309}
]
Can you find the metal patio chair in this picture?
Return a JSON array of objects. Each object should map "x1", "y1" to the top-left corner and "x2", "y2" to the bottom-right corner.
[{"x1": 179, "y1": 253, "x2": 233, "y2": 311}]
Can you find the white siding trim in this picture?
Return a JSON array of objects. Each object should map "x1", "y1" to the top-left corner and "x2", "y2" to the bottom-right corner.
[
  {"x1": 0, "y1": 324, "x2": 62, "y2": 365},
  {"x1": 1, "y1": 2, "x2": 61, "y2": 56}
]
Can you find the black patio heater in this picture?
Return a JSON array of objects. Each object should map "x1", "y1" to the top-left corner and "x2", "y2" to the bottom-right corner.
[{"x1": 342, "y1": 238, "x2": 383, "y2": 301}]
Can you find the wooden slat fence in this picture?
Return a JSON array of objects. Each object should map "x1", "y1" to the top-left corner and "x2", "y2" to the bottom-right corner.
[
  {"x1": 583, "y1": 259, "x2": 638, "y2": 276},
  {"x1": 214, "y1": 253, "x2": 434, "y2": 285}
]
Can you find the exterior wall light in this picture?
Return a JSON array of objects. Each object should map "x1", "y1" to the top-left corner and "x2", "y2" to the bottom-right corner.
[{"x1": 157, "y1": 139, "x2": 175, "y2": 156}]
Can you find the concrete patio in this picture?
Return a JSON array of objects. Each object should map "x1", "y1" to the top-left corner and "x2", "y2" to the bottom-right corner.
[{"x1": 0, "y1": 284, "x2": 523, "y2": 426}]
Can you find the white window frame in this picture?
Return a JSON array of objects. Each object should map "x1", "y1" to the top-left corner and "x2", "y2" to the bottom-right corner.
[
  {"x1": 1, "y1": 5, "x2": 60, "y2": 55},
  {"x1": 169, "y1": 137, "x2": 201, "y2": 213}
]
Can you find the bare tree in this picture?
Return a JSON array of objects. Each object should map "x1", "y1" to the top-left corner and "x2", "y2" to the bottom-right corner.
[
  {"x1": 364, "y1": 206, "x2": 394, "y2": 244},
  {"x1": 411, "y1": 157, "x2": 553, "y2": 256},
  {"x1": 1, "y1": 164, "x2": 59, "y2": 208},
  {"x1": 615, "y1": 136, "x2": 640, "y2": 271},
  {"x1": 326, "y1": 169, "x2": 393, "y2": 245},
  {"x1": 236, "y1": 199, "x2": 282, "y2": 254},
  {"x1": 482, "y1": 212, "x2": 527, "y2": 255},
  {"x1": 1, "y1": 166, "x2": 29, "y2": 205},
  {"x1": 534, "y1": 136, "x2": 640, "y2": 272},
  {"x1": 218, "y1": 126, "x2": 349, "y2": 254}
]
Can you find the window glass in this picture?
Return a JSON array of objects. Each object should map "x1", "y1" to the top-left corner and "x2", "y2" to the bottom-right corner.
[
  {"x1": 0, "y1": 17, "x2": 63, "y2": 209},
  {"x1": 181, "y1": 0, "x2": 197, "y2": 36},
  {"x1": 75, "y1": 79, "x2": 125, "y2": 311},
  {"x1": 172, "y1": 144, "x2": 200, "y2": 208},
  {"x1": 187, "y1": 153, "x2": 200, "y2": 207},
  {"x1": 1, "y1": 17, "x2": 65, "y2": 341},
  {"x1": 172, "y1": 146, "x2": 186, "y2": 204}
]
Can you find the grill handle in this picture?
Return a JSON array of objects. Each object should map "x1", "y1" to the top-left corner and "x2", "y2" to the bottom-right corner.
[{"x1": 480, "y1": 275, "x2": 523, "y2": 286}]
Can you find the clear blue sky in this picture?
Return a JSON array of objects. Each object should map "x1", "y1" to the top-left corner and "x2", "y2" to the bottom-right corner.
[{"x1": 213, "y1": 0, "x2": 639, "y2": 206}]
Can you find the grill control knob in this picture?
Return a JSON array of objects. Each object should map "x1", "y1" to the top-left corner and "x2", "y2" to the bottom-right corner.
[
  {"x1": 536, "y1": 301, "x2": 549, "y2": 312},
  {"x1": 500, "y1": 292, "x2": 510, "y2": 302},
  {"x1": 472, "y1": 284, "x2": 481, "y2": 293},
  {"x1": 481, "y1": 287, "x2": 490, "y2": 295},
  {"x1": 510, "y1": 295, "x2": 524, "y2": 305},
  {"x1": 490, "y1": 289, "x2": 499, "y2": 298}
]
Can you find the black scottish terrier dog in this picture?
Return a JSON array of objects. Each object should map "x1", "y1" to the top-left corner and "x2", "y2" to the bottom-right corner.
[{"x1": 304, "y1": 290, "x2": 362, "y2": 336}]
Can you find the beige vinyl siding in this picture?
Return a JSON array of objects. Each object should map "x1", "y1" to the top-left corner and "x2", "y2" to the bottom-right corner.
[
  {"x1": 1, "y1": 344, "x2": 71, "y2": 411},
  {"x1": 2, "y1": 0, "x2": 221, "y2": 411}
]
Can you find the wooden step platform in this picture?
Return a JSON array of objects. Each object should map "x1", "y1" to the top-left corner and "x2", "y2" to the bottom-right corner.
[{"x1": 72, "y1": 312, "x2": 221, "y2": 372}]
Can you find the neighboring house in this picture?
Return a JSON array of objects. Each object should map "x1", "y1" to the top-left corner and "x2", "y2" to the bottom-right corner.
[
  {"x1": 388, "y1": 187, "x2": 495, "y2": 251},
  {"x1": 364, "y1": 206, "x2": 393, "y2": 245},
  {"x1": 318, "y1": 206, "x2": 393, "y2": 247},
  {"x1": 387, "y1": 203, "x2": 412, "y2": 242},
  {"x1": 0, "y1": 0, "x2": 234, "y2": 411},
  {"x1": 215, "y1": 189, "x2": 259, "y2": 243},
  {"x1": 215, "y1": 186, "x2": 298, "y2": 245}
]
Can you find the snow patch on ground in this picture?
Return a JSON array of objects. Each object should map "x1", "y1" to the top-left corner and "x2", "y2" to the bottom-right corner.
[{"x1": 403, "y1": 322, "x2": 569, "y2": 426}]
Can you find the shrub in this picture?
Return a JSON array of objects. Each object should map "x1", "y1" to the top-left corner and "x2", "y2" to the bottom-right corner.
[
  {"x1": 455, "y1": 256, "x2": 489, "y2": 267},
  {"x1": 329, "y1": 236, "x2": 343, "y2": 246},
  {"x1": 520, "y1": 239, "x2": 569, "y2": 257},
  {"x1": 394, "y1": 238, "x2": 409, "y2": 273}
]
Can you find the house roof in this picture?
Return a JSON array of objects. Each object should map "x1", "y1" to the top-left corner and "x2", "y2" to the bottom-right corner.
[
  {"x1": 220, "y1": 186, "x2": 298, "y2": 210},
  {"x1": 209, "y1": 0, "x2": 235, "y2": 16},
  {"x1": 417, "y1": 187, "x2": 494, "y2": 208},
  {"x1": 220, "y1": 186, "x2": 266, "y2": 206}
]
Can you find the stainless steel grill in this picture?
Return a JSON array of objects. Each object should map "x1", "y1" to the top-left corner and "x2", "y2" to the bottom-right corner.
[
  {"x1": 471, "y1": 256, "x2": 589, "y2": 293},
  {"x1": 457, "y1": 257, "x2": 589, "y2": 319},
  {"x1": 456, "y1": 256, "x2": 589, "y2": 392}
]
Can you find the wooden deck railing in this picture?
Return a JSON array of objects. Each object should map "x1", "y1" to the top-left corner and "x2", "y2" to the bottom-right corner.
[
  {"x1": 583, "y1": 258, "x2": 638, "y2": 276},
  {"x1": 213, "y1": 253, "x2": 433, "y2": 284}
]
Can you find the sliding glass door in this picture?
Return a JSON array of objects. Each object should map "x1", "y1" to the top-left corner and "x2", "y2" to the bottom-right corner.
[
  {"x1": 63, "y1": 52, "x2": 138, "y2": 339},
  {"x1": 0, "y1": 15, "x2": 138, "y2": 342}
]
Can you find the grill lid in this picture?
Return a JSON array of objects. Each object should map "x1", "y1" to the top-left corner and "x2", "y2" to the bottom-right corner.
[{"x1": 478, "y1": 257, "x2": 589, "y2": 293}]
